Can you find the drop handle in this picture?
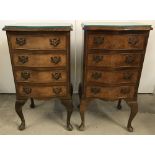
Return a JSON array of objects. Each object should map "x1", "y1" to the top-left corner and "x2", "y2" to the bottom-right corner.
[
  {"x1": 21, "y1": 71, "x2": 31, "y2": 80},
  {"x1": 91, "y1": 72, "x2": 102, "y2": 80},
  {"x1": 93, "y1": 55, "x2": 103, "y2": 63},
  {"x1": 128, "y1": 37, "x2": 139, "y2": 47},
  {"x1": 125, "y1": 55, "x2": 135, "y2": 64},
  {"x1": 18, "y1": 56, "x2": 29, "y2": 64},
  {"x1": 120, "y1": 87, "x2": 130, "y2": 94},
  {"x1": 93, "y1": 36, "x2": 104, "y2": 45},
  {"x1": 91, "y1": 87, "x2": 101, "y2": 94},
  {"x1": 52, "y1": 87, "x2": 62, "y2": 95},
  {"x1": 23, "y1": 87, "x2": 32, "y2": 94},
  {"x1": 49, "y1": 38, "x2": 60, "y2": 47},
  {"x1": 16, "y1": 38, "x2": 26, "y2": 46},
  {"x1": 123, "y1": 72, "x2": 133, "y2": 80},
  {"x1": 51, "y1": 56, "x2": 61, "y2": 64},
  {"x1": 52, "y1": 72, "x2": 62, "y2": 80}
]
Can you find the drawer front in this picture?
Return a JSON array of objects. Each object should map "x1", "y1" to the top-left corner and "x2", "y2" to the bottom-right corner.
[
  {"x1": 13, "y1": 53, "x2": 67, "y2": 67},
  {"x1": 88, "y1": 34, "x2": 145, "y2": 50},
  {"x1": 15, "y1": 70, "x2": 67, "y2": 83},
  {"x1": 10, "y1": 35, "x2": 66, "y2": 50},
  {"x1": 86, "y1": 70, "x2": 139, "y2": 84},
  {"x1": 87, "y1": 53, "x2": 142, "y2": 68},
  {"x1": 17, "y1": 85, "x2": 67, "y2": 98},
  {"x1": 86, "y1": 86, "x2": 135, "y2": 99}
]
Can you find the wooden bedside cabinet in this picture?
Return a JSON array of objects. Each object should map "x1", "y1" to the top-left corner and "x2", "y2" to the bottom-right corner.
[
  {"x1": 3, "y1": 24, "x2": 73, "y2": 131},
  {"x1": 79, "y1": 23, "x2": 152, "y2": 132}
]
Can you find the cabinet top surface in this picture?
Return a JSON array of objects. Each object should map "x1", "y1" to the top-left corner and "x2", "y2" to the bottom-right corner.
[
  {"x1": 3, "y1": 23, "x2": 73, "y2": 31},
  {"x1": 82, "y1": 22, "x2": 153, "y2": 30}
]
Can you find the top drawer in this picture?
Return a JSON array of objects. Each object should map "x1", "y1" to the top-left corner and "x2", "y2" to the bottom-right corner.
[
  {"x1": 87, "y1": 34, "x2": 146, "y2": 50},
  {"x1": 10, "y1": 34, "x2": 67, "y2": 50}
]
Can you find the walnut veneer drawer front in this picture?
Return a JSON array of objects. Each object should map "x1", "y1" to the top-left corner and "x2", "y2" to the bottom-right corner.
[
  {"x1": 87, "y1": 53, "x2": 142, "y2": 68},
  {"x1": 88, "y1": 34, "x2": 145, "y2": 50},
  {"x1": 13, "y1": 53, "x2": 66, "y2": 67},
  {"x1": 10, "y1": 34, "x2": 66, "y2": 50},
  {"x1": 86, "y1": 69, "x2": 139, "y2": 84},
  {"x1": 17, "y1": 85, "x2": 67, "y2": 98},
  {"x1": 79, "y1": 24, "x2": 152, "y2": 132},
  {"x1": 15, "y1": 70, "x2": 67, "y2": 83},
  {"x1": 3, "y1": 25, "x2": 74, "y2": 131},
  {"x1": 86, "y1": 86, "x2": 135, "y2": 99}
]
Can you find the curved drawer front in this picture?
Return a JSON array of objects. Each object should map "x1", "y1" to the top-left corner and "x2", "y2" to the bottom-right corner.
[
  {"x1": 87, "y1": 53, "x2": 142, "y2": 68},
  {"x1": 86, "y1": 69, "x2": 139, "y2": 84},
  {"x1": 13, "y1": 53, "x2": 66, "y2": 67},
  {"x1": 10, "y1": 34, "x2": 66, "y2": 50},
  {"x1": 15, "y1": 70, "x2": 67, "y2": 83},
  {"x1": 86, "y1": 86, "x2": 135, "y2": 99},
  {"x1": 88, "y1": 34, "x2": 145, "y2": 50},
  {"x1": 17, "y1": 85, "x2": 67, "y2": 98}
]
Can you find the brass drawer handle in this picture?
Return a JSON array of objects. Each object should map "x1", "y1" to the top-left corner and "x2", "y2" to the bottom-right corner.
[
  {"x1": 49, "y1": 38, "x2": 60, "y2": 47},
  {"x1": 93, "y1": 36, "x2": 104, "y2": 46},
  {"x1": 52, "y1": 72, "x2": 62, "y2": 80},
  {"x1": 51, "y1": 56, "x2": 61, "y2": 64},
  {"x1": 91, "y1": 87, "x2": 101, "y2": 94},
  {"x1": 93, "y1": 55, "x2": 103, "y2": 63},
  {"x1": 21, "y1": 71, "x2": 30, "y2": 80},
  {"x1": 123, "y1": 72, "x2": 133, "y2": 80},
  {"x1": 23, "y1": 87, "x2": 32, "y2": 94},
  {"x1": 91, "y1": 72, "x2": 102, "y2": 80},
  {"x1": 125, "y1": 55, "x2": 135, "y2": 64},
  {"x1": 120, "y1": 87, "x2": 130, "y2": 94},
  {"x1": 53, "y1": 87, "x2": 62, "y2": 95},
  {"x1": 16, "y1": 38, "x2": 26, "y2": 46},
  {"x1": 128, "y1": 37, "x2": 139, "y2": 47},
  {"x1": 18, "y1": 56, "x2": 29, "y2": 64}
]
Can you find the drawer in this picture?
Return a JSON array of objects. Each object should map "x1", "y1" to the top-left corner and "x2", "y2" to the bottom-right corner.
[
  {"x1": 10, "y1": 34, "x2": 67, "y2": 50},
  {"x1": 88, "y1": 34, "x2": 145, "y2": 50},
  {"x1": 86, "y1": 86, "x2": 135, "y2": 100},
  {"x1": 86, "y1": 69, "x2": 139, "y2": 84},
  {"x1": 13, "y1": 53, "x2": 67, "y2": 67},
  {"x1": 15, "y1": 69, "x2": 67, "y2": 83},
  {"x1": 87, "y1": 53, "x2": 142, "y2": 68},
  {"x1": 17, "y1": 85, "x2": 67, "y2": 98}
]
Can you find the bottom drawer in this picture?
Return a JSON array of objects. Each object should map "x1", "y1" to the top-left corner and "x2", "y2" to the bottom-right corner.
[
  {"x1": 17, "y1": 85, "x2": 67, "y2": 98},
  {"x1": 86, "y1": 86, "x2": 136, "y2": 100}
]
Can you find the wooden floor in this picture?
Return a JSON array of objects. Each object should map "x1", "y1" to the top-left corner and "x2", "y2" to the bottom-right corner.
[{"x1": 0, "y1": 93, "x2": 155, "y2": 134}]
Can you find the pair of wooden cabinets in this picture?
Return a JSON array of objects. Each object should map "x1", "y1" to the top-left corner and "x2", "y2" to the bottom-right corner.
[{"x1": 3, "y1": 23, "x2": 152, "y2": 132}]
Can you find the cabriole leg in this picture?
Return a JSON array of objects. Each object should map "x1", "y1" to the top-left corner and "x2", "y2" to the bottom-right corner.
[
  {"x1": 61, "y1": 99, "x2": 73, "y2": 131},
  {"x1": 117, "y1": 99, "x2": 122, "y2": 110},
  {"x1": 15, "y1": 100, "x2": 26, "y2": 131},
  {"x1": 30, "y1": 98, "x2": 35, "y2": 108},
  {"x1": 79, "y1": 99, "x2": 89, "y2": 131},
  {"x1": 126, "y1": 101, "x2": 138, "y2": 132}
]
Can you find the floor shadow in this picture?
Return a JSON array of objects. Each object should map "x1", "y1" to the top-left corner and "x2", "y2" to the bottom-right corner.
[{"x1": 79, "y1": 99, "x2": 127, "y2": 130}]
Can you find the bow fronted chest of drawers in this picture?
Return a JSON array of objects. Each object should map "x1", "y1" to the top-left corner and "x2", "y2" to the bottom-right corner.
[
  {"x1": 79, "y1": 23, "x2": 152, "y2": 132},
  {"x1": 3, "y1": 24, "x2": 73, "y2": 131}
]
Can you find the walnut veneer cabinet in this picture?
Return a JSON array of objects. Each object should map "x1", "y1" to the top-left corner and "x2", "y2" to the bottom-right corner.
[
  {"x1": 79, "y1": 23, "x2": 152, "y2": 132},
  {"x1": 3, "y1": 24, "x2": 73, "y2": 131}
]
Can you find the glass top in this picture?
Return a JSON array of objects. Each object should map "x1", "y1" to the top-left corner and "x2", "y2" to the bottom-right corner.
[
  {"x1": 82, "y1": 22, "x2": 152, "y2": 27},
  {"x1": 3, "y1": 23, "x2": 73, "y2": 31}
]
